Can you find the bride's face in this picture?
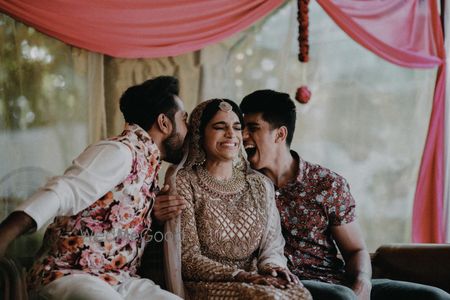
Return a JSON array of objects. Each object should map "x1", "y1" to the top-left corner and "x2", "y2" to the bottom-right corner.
[{"x1": 202, "y1": 110, "x2": 242, "y2": 163}]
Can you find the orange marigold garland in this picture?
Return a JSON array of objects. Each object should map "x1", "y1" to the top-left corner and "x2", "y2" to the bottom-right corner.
[{"x1": 298, "y1": 0, "x2": 310, "y2": 62}]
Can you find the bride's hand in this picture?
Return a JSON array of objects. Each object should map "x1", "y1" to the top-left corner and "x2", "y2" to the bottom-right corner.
[{"x1": 259, "y1": 265, "x2": 302, "y2": 286}]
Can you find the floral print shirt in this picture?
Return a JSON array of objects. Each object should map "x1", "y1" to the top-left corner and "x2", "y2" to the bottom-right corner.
[
  {"x1": 28, "y1": 124, "x2": 161, "y2": 290},
  {"x1": 276, "y1": 151, "x2": 356, "y2": 284}
]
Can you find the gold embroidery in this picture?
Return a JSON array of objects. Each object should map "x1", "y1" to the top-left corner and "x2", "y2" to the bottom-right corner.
[{"x1": 178, "y1": 169, "x2": 311, "y2": 299}]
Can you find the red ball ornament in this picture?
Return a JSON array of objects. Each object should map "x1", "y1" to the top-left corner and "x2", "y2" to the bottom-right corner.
[{"x1": 295, "y1": 86, "x2": 311, "y2": 104}]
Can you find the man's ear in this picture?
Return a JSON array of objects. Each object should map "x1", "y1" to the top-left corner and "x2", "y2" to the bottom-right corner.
[
  {"x1": 275, "y1": 126, "x2": 288, "y2": 144},
  {"x1": 156, "y1": 113, "x2": 173, "y2": 135}
]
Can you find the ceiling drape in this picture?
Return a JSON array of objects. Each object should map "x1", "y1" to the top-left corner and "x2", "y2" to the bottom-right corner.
[{"x1": 0, "y1": 0, "x2": 283, "y2": 58}]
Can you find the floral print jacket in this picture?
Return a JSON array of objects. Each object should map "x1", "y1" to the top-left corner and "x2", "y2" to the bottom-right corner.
[{"x1": 28, "y1": 124, "x2": 161, "y2": 290}]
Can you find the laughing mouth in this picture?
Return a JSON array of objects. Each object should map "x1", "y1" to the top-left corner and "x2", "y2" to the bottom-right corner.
[
  {"x1": 221, "y1": 142, "x2": 238, "y2": 146},
  {"x1": 220, "y1": 142, "x2": 239, "y2": 149},
  {"x1": 244, "y1": 145, "x2": 257, "y2": 157}
]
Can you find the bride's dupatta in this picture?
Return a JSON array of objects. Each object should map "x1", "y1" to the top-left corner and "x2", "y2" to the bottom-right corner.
[
  {"x1": 163, "y1": 100, "x2": 214, "y2": 299},
  {"x1": 163, "y1": 100, "x2": 288, "y2": 298},
  {"x1": 163, "y1": 165, "x2": 185, "y2": 298}
]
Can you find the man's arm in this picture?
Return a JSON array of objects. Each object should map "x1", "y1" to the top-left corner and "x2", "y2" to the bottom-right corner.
[
  {"x1": 153, "y1": 165, "x2": 187, "y2": 224},
  {"x1": 15, "y1": 141, "x2": 132, "y2": 231},
  {"x1": 0, "y1": 211, "x2": 36, "y2": 256},
  {"x1": 0, "y1": 141, "x2": 133, "y2": 256},
  {"x1": 331, "y1": 221, "x2": 372, "y2": 300}
]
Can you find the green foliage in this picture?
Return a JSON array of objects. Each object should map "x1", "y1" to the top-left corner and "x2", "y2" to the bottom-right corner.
[{"x1": 0, "y1": 14, "x2": 86, "y2": 131}]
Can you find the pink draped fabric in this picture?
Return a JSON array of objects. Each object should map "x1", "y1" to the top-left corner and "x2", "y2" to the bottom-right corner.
[
  {"x1": 316, "y1": 0, "x2": 446, "y2": 243},
  {"x1": 0, "y1": 0, "x2": 283, "y2": 58},
  {"x1": 0, "y1": 0, "x2": 445, "y2": 243}
]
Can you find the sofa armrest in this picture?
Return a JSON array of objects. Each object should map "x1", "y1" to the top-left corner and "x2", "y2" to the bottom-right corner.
[
  {"x1": 0, "y1": 257, "x2": 29, "y2": 300},
  {"x1": 372, "y1": 243, "x2": 450, "y2": 293}
]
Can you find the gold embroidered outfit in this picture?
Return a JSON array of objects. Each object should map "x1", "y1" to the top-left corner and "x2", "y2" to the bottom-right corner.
[{"x1": 163, "y1": 100, "x2": 311, "y2": 300}]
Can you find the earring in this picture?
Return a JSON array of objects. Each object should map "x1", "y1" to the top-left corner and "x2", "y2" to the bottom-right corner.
[
  {"x1": 233, "y1": 153, "x2": 246, "y2": 171},
  {"x1": 195, "y1": 148, "x2": 206, "y2": 166}
]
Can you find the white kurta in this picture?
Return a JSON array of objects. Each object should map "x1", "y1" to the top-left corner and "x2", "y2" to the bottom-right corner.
[{"x1": 15, "y1": 141, "x2": 132, "y2": 230}]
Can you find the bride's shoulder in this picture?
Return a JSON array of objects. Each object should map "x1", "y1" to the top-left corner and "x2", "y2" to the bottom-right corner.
[
  {"x1": 175, "y1": 167, "x2": 195, "y2": 180},
  {"x1": 247, "y1": 168, "x2": 270, "y2": 182},
  {"x1": 246, "y1": 169, "x2": 274, "y2": 190}
]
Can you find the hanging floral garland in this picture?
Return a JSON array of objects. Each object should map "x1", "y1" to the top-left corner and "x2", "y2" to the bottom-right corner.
[
  {"x1": 296, "y1": 0, "x2": 312, "y2": 105},
  {"x1": 297, "y1": 0, "x2": 310, "y2": 62}
]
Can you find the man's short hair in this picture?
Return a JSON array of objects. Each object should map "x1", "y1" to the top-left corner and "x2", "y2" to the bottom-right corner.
[
  {"x1": 240, "y1": 89, "x2": 296, "y2": 146},
  {"x1": 120, "y1": 76, "x2": 180, "y2": 131}
]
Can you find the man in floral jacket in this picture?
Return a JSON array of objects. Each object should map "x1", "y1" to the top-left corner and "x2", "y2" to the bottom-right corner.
[{"x1": 0, "y1": 76, "x2": 188, "y2": 299}]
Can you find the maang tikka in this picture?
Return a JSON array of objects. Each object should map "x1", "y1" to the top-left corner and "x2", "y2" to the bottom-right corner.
[{"x1": 219, "y1": 101, "x2": 232, "y2": 112}]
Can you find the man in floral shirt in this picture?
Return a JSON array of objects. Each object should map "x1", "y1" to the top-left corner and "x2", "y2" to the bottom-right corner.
[
  {"x1": 0, "y1": 76, "x2": 188, "y2": 299},
  {"x1": 239, "y1": 90, "x2": 449, "y2": 300}
]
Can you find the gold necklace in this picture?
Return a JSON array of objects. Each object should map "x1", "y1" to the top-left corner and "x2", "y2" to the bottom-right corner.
[{"x1": 197, "y1": 164, "x2": 247, "y2": 194}]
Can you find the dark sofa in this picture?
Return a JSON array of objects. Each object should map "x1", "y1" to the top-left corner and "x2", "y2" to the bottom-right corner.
[
  {"x1": 1, "y1": 243, "x2": 450, "y2": 299},
  {"x1": 371, "y1": 243, "x2": 450, "y2": 293}
]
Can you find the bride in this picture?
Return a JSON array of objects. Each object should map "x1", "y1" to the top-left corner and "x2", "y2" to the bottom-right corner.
[{"x1": 164, "y1": 99, "x2": 311, "y2": 299}]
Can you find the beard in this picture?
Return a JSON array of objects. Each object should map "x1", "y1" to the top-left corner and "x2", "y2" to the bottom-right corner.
[{"x1": 162, "y1": 129, "x2": 185, "y2": 164}]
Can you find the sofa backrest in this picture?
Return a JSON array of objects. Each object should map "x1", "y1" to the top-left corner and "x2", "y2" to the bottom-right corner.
[{"x1": 372, "y1": 243, "x2": 450, "y2": 293}]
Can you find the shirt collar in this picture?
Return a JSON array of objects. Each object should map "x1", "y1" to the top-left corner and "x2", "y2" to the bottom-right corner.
[
  {"x1": 275, "y1": 150, "x2": 305, "y2": 192},
  {"x1": 290, "y1": 150, "x2": 304, "y2": 184}
]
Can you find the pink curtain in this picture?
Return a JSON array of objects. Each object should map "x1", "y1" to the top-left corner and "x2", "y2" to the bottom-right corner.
[
  {"x1": 0, "y1": 0, "x2": 283, "y2": 58},
  {"x1": 316, "y1": 0, "x2": 446, "y2": 243},
  {"x1": 1, "y1": 0, "x2": 445, "y2": 242}
]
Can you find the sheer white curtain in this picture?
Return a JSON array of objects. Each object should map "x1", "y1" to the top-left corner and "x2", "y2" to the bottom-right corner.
[
  {"x1": 0, "y1": 15, "x2": 91, "y2": 214},
  {"x1": 0, "y1": 14, "x2": 93, "y2": 256},
  {"x1": 201, "y1": 0, "x2": 436, "y2": 251}
]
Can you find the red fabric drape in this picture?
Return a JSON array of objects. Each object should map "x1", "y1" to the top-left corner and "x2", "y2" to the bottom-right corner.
[
  {"x1": 0, "y1": 0, "x2": 283, "y2": 58},
  {"x1": 316, "y1": 0, "x2": 446, "y2": 243}
]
